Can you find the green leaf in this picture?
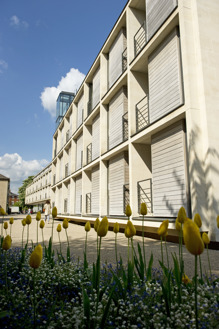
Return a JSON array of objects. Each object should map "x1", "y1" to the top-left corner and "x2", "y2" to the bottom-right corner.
[
  {"x1": 99, "y1": 285, "x2": 116, "y2": 328},
  {"x1": 146, "y1": 253, "x2": 153, "y2": 281},
  {"x1": 82, "y1": 288, "x2": 90, "y2": 329}
]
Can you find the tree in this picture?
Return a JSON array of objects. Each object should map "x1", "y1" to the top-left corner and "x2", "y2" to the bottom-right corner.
[{"x1": 18, "y1": 176, "x2": 34, "y2": 209}]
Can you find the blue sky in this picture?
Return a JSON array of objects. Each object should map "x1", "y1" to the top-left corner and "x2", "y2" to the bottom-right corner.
[{"x1": 0, "y1": 0, "x2": 127, "y2": 193}]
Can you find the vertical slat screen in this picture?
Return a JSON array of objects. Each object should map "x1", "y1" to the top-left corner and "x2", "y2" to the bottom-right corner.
[
  {"x1": 77, "y1": 94, "x2": 84, "y2": 129},
  {"x1": 75, "y1": 175, "x2": 82, "y2": 214},
  {"x1": 146, "y1": 0, "x2": 177, "y2": 41},
  {"x1": 151, "y1": 121, "x2": 188, "y2": 217},
  {"x1": 92, "y1": 67, "x2": 100, "y2": 109},
  {"x1": 108, "y1": 28, "x2": 127, "y2": 88},
  {"x1": 108, "y1": 87, "x2": 127, "y2": 150},
  {"x1": 76, "y1": 134, "x2": 83, "y2": 170},
  {"x1": 148, "y1": 28, "x2": 183, "y2": 123},
  {"x1": 92, "y1": 114, "x2": 100, "y2": 160},
  {"x1": 91, "y1": 166, "x2": 99, "y2": 215}
]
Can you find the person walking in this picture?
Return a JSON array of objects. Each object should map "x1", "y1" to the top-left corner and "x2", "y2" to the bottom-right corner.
[{"x1": 44, "y1": 200, "x2": 51, "y2": 223}]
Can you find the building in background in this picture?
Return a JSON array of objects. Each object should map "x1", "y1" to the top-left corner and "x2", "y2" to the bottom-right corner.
[
  {"x1": 9, "y1": 191, "x2": 19, "y2": 206},
  {"x1": 25, "y1": 0, "x2": 219, "y2": 241},
  {"x1": 0, "y1": 174, "x2": 10, "y2": 212}
]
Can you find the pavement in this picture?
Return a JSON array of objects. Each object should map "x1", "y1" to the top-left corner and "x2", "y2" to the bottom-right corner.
[{"x1": 1, "y1": 214, "x2": 219, "y2": 278}]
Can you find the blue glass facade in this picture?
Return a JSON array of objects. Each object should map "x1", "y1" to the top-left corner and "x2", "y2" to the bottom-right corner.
[{"x1": 56, "y1": 92, "x2": 75, "y2": 128}]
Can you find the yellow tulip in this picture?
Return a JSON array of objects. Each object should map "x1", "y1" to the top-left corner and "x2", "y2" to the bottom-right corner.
[
  {"x1": 22, "y1": 219, "x2": 26, "y2": 226},
  {"x1": 85, "y1": 221, "x2": 91, "y2": 232},
  {"x1": 9, "y1": 217, "x2": 14, "y2": 225},
  {"x1": 177, "y1": 207, "x2": 187, "y2": 224},
  {"x1": 202, "y1": 232, "x2": 210, "y2": 245},
  {"x1": 40, "y1": 220, "x2": 45, "y2": 229},
  {"x1": 4, "y1": 222, "x2": 8, "y2": 230},
  {"x1": 194, "y1": 213, "x2": 202, "y2": 228},
  {"x1": 2, "y1": 235, "x2": 12, "y2": 250},
  {"x1": 52, "y1": 207, "x2": 57, "y2": 219},
  {"x1": 182, "y1": 274, "x2": 191, "y2": 285},
  {"x1": 29, "y1": 244, "x2": 43, "y2": 269},
  {"x1": 57, "y1": 224, "x2": 62, "y2": 233},
  {"x1": 183, "y1": 220, "x2": 204, "y2": 256},
  {"x1": 0, "y1": 208, "x2": 6, "y2": 216},
  {"x1": 36, "y1": 212, "x2": 41, "y2": 221},
  {"x1": 157, "y1": 220, "x2": 169, "y2": 238},
  {"x1": 125, "y1": 204, "x2": 132, "y2": 218},
  {"x1": 125, "y1": 220, "x2": 136, "y2": 238},
  {"x1": 94, "y1": 218, "x2": 100, "y2": 232},
  {"x1": 175, "y1": 218, "x2": 181, "y2": 232},
  {"x1": 217, "y1": 215, "x2": 219, "y2": 229},
  {"x1": 97, "y1": 216, "x2": 109, "y2": 237},
  {"x1": 26, "y1": 215, "x2": 32, "y2": 225},
  {"x1": 113, "y1": 222, "x2": 119, "y2": 234},
  {"x1": 140, "y1": 203, "x2": 147, "y2": 216},
  {"x1": 63, "y1": 219, "x2": 69, "y2": 229}
]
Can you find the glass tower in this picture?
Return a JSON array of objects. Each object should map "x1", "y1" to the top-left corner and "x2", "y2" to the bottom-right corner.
[{"x1": 56, "y1": 92, "x2": 75, "y2": 128}]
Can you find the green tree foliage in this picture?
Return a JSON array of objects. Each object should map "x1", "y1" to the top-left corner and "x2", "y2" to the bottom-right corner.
[{"x1": 18, "y1": 176, "x2": 34, "y2": 208}]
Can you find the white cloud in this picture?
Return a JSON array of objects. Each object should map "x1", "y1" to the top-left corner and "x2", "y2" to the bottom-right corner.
[
  {"x1": 0, "y1": 153, "x2": 49, "y2": 194},
  {"x1": 0, "y1": 59, "x2": 8, "y2": 73},
  {"x1": 40, "y1": 68, "x2": 85, "y2": 118},
  {"x1": 10, "y1": 15, "x2": 29, "y2": 28}
]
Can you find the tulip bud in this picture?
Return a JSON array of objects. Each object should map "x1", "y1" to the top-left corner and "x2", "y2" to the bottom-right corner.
[
  {"x1": 63, "y1": 219, "x2": 68, "y2": 229},
  {"x1": 85, "y1": 221, "x2": 91, "y2": 232},
  {"x1": 125, "y1": 220, "x2": 136, "y2": 238},
  {"x1": 2, "y1": 235, "x2": 12, "y2": 250},
  {"x1": 182, "y1": 274, "x2": 191, "y2": 285},
  {"x1": 52, "y1": 207, "x2": 57, "y2": 219},
  {"x1": 57, "y1": 224, "x2": 62, "y2": 233},
  {"x1": 22, "y1": 219, "x2": 26, "y2": 226},
  {"x1": 40, "y1": 220, "x2": 45, "y2": 229},
  {"x1": 0, "y1": 208, "x2": 6, "y2": 216},
  {"x1": 36, "y1": 212, "x2": 41, "y2": 222},
  {"x1": 194, "y1": 213, "x2": 202, "y2": 228},
  {"x1": 29, "y1": 244, "x2": 43, "y2": 269},
  {"x1": 113, "y1": 222, "x2": 119, "y2": 234},
  {"x1": 177, "y1": 207, "x2": 187, "y2": 224},
  {"x1": 4, "y1": 222, "x2": 8, "y2": 230},
  {"x1": 26, "y1": 215, "x2": 32, "y2": 225},
  {"x1": 157, "y1": 220, "x2": 169, "y2": 238},
  {"x1": 202, "y1": 232, "x2": 210, "y2": 245},
  {"x1": 216, "y1": 215, "x2": 219, "y2": 229},
  {"x1": 9, "y1": 217, "x2": 14, "y2": 225},
  {"x1": 175, "y1": 218, "x2": 181, "y2": 232},
  {"x1": 94, "y1": 218, "x2": 100, "y2": 232},
  {"x1": 140, "y1": 203, "x2": 147, "y2": 216},
  {"x1": 183, "y1": 220, "x2": 204, "y2": 256},
  {"x1": 97, "y1": 216, "x2": 109, "y2": 237},
  {"x1": 125, "y1": 204, "x2": 132, "y2": 218}
]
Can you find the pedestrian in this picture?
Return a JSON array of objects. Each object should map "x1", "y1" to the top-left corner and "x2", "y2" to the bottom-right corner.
[{"x1": 44, "y1": 200, "x2": 51, "y2": 223}]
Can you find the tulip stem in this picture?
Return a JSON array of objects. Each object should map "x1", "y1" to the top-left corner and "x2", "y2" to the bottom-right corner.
[
  {"x1": 131, "y1": 237, "x2": 134, "y2": 266},
  {"x1": 85, "y1": 231, "x2": 88, "y2": 256},
  {"x1": 22, "y1": 227, "x2": 24, "y2": 249},
  {"x1": 195, "y1": 255, "x2": 199, "y2": 329},
  {"x1": 199, "y1": 255, "x2": 203, "y2": 280},
  {"x1": 10, "y1": 224, "x2": 12, "y2": 238},
  {"x1": 33, "y1": 268, "x2": 36, "y2": 329},
  {"x1": 115, "y1": 233, "x2": 118, "y2": 269},
  {"x1": 58, "y1": 232, "x2": 62, "y2": 254},
  {"x1": 96, "y1": 233, "x2": 99, "y2": 259},
  {"x1": 37, "y1": 223, "x2": 38, "y2": 245},
  {"x1": 142, "y1": 215, "x2": 146, "y2": 275},
  {"x1": 41, "y1": 230, "x2": 44, "y2": 248},
  {"x1": 165, "y1": 236, "x2": 169, "y2": 270},
  {"x1": 128, "y1": 238, "x2": 130, "y2": 263},
  {"x1": 27, "y1": 225, "x2": 29, "y2": 246},
  {"x1": 206, "y1": 245, "x2": 212, "y2": 278},
  {"x1": 4, "y1": 251, "x2": 8, "y2": 299},
  {"x1": 160, "y1": 237, "x2": 164, "y2": 264}
]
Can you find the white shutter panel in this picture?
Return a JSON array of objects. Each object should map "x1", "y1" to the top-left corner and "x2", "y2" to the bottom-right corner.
[
  {"x1": 75, "y1": 175, "x2": 82, "y2": 214},
  {"x1": 148, "y1": 28, "x2": 183, "y2": 123},
  {"x1": 92, "y1": 67, "x2": 100, "y2": 109},
  {"x1": 91, "y1": 166, "x2": 99, "y2": 214},
  {"x1": 92, "y1": 114, "x2": 100, "y2": 160},
  {"x1": 76, "y1": 134, "x2": 83, "y2": 170},
  {"x1": 151, "y1": 121, "x2": 188, "y2": 217},
  {"x1": 146, "y1": 0, "x2": 177, "y2": 41},
  {"x1": 77, "y1": 94, "x2": 84, "y2": 128}
]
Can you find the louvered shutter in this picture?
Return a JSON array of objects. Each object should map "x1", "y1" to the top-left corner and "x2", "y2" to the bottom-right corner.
[
  {"x1": 148, "y1": 28, "x2": 183, "y2": 123},
  {"x1": 151, "y1": 121, "x2": 188, "y2": 217},
  {"x1": 75, "y1": 175, "x2": 82, "y2": 214},
  {"x1": 91, "y1": 166, "x2": 99, "y2": 214},
  {"x1": 76, "y1": 134, "x2": 83, "y2": 170},
  {"x1": 92, "y1": 114, "x2": 100, "y2": 160},
  {"x1": 92, "y1": 67, "x2": 100, "y2": 109}
]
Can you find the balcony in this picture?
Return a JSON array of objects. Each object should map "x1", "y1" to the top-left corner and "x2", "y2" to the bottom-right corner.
[
  {"x1": 86, "y1": 143, "x2": 92, "y2": 165},
  {"x1": 122, "y1": 111, "x2": 128, "y2": 142},
  {"x1": 137, "y1": 179, "x2": 153, "y2": 215},
  {"x1": 122, "y1": 48, "x2": 127, "y2": 73},
  {"x1": 136, "y1": 96, "x2": 149, "y2": 133},
  {"x1": 86, "y1": 192, "x2": 91, "y2": 214},
  {"x1": 134, "y1": 21, "x2": 146, "y2": 57}
]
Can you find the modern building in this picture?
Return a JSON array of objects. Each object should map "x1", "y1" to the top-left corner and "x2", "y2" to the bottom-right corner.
[
  {"x1": 25, "y1": 0, "x2": 219, "y2": 241},
  {"x1": 0, "y1": 174, "x2": 10, "y2": 212}
]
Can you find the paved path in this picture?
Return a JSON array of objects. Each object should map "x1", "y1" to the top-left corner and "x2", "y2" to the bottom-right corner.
[{"x1": 2, "y1": 214, "x2": 219, "y2": 278}]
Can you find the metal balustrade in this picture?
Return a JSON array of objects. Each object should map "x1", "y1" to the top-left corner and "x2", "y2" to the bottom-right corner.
[
  {"x1": 122, "y1": 48, "x2": 127, "y2": 72},
  {"x1": 123, "y1": 184, "x2": 130, "y2": 214},
  {"x1": 137, "y1": 178, "x2": 153, "y2": 214},
  {"x1": 134, "y1": 21, "x2": 146, "y2": 57},
  {"x1": 122, "y1": 111, "x2": 128, "y2": 142},
  {"x1": 87, "y1": 143, "x2": 92, "y2": 164},
  {"x1": 86, "y1": 193, "x2": 91, "y2": 214},
  {"x1": 136, "y1": 96, "x2": 149, "y2": 132}
]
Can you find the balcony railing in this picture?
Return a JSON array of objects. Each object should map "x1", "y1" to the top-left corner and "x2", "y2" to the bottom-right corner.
[
  {"x1": 86, "y1": 192, "x2": 91, "y2": 214},
  {"x1": 122, "y1": 111, "x2": 128, "y2": 142},
  {"x1": 122, "y1": 48, "x2": 127, "y2": 73},
  {"x1": 137, "y1": 179, "x2": 153, "y2": 215},
  {"x1": 123, "y1": 184, "x2": 130, "y2": 214},
  {"x1": 134, "y1": 21, "x2": 146, "y2": 57},
  {"x1": 87, "y1": 143, "x2": 92, "y2": 164},
  {"x1": 136, "y1": 96, "x2": 149, "y2": 133}
]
